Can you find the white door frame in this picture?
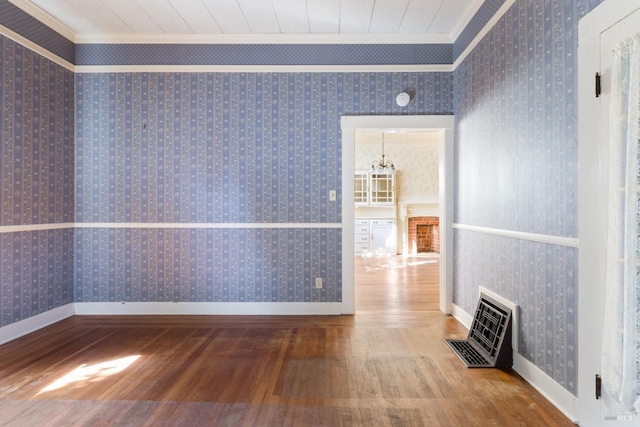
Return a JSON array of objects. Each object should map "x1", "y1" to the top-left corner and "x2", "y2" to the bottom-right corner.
[
  {"x1": 340, "y1": 115, "x2": 454, "y2": 314},
  {"x1": 578, "y1": 0, "x2": 640, "y2": 424}
]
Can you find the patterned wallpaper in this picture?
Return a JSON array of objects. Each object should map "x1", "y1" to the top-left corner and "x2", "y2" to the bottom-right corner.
[
  {"x1": 355, "y1": 134, "x2": 440, "y2": 203},
  {"x1": 452, "y1": 0, "x2": 603, "y2": 395},
  {"x1": 75, "y1": 44, "x2": 452, "y2": 67},
  {"x1": 1, "y1": 229, "x2": 74, "y2": 326},
  {"x1": 74, "y1": 71, "x2": 453, "y2": 303},
  {"x1": 453, "y1": 0, "x2": 508, "y2": 61},
  {"x1": 0, "y1": 34, "x2": 75, "y2": 327},
  {"x1": 74, "y1": 228, "x2": 340, "y2": 303},
  {"x1": 0, "y1": 0, "x2": 75, "y2": 64}
]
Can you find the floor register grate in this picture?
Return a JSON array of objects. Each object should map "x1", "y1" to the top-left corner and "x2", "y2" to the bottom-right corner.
[{"x1": 445, "y1": 293, "x2": 513, "y2": 368}]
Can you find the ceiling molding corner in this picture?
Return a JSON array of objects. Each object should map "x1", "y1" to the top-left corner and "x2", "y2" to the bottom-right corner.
[{"x1": 6, "y1": 0, "x2": 77, "y2": 42}]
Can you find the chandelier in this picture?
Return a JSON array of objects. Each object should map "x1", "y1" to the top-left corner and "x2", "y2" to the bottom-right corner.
[{"x1": 371, "y1": 133, "x2": 395, "y2": 173}]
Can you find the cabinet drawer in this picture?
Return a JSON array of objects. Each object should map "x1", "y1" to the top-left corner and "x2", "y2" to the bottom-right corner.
[
  {"x1": 355, "y1": 234, "x2": 370, "y2": 244},
  {"x1": 355, "y1": 225, "x2": 370, "y2": 234},
  {"x1": 370, "y1": 219, "x2": 394, "y2": 226},
  {"x1": 355, "y1": 219, "x2": 369, "y2": 227},
  {"x1": 355, "y1": 243, "x2": 370, "y2": 253}
]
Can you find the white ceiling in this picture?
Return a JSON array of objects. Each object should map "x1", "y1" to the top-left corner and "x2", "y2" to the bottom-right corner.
[{"x1": 12, "y1": 0, "x2": 484, "y2": 43}]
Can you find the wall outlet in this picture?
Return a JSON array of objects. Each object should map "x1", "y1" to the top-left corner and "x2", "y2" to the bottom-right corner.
[
  {"x1": 329, "y1": 190, "x2": 336, "y2": 201},
  {"x1": 315, "y1": 278, "x2": 323, "y2": 289}
]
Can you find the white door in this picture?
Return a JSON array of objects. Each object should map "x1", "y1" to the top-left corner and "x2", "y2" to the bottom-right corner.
[{"x1": 578, "y1": 1, "x2": 640, "y2": 425}]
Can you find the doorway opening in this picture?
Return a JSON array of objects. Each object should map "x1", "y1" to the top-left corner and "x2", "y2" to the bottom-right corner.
[{"x1": 340, "y1": 115, "x2": 454, "y2": 315}]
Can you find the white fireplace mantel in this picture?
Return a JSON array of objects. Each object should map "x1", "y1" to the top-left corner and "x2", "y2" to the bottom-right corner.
[{"x1": 398, "y1": 202, "x2": 439, "y2": 220}]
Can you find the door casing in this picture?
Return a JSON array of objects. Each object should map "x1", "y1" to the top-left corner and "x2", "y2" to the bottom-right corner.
[{"x1": 340, "y1": 115, "x2": 454, "y2": 314}]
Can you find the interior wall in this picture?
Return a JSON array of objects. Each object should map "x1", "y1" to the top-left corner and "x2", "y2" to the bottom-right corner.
[
  {"x1": 0, "y1": 34, "x2": 75, "y2": 328},
  {"x1": 73, "y1": 72, "x2": 453, "y2": 304},
  {"x1": 0, "y1": 0, "x2": 460, "y2": 327},
  {"x1": 452, "y1": 0, "x2": 603, "y2": 395}
]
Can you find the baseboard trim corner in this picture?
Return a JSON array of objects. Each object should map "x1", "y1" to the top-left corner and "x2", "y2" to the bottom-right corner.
[
  {"x1": 0, "y1": 304, "x2": 75, "y2": 345},
  {"x1": 451, "y1": 303, "x2": 473, "y2": 328},
  {"x1": 513, "y1": 353, "x2": 579, "y2": 423}
]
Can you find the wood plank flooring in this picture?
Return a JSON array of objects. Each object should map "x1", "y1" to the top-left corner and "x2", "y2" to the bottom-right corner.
[{"x1": 0, "y1": 254, "x2": 575, "y2": 426}]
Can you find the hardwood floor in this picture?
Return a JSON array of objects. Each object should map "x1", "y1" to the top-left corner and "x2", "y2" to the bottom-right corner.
[{"x1": 0, "y1": 254, "x2": 575, "y2": 426}]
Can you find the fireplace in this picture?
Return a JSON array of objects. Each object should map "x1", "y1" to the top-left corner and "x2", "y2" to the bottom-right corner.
[{"x1": 408, "y1": 217, "x2": 439, "y2": 254}]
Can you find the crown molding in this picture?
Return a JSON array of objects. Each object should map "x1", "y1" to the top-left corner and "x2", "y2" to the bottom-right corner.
[
  {"x1": 452, "y1": 0, "x2": 515, "y2": 69},
  {"x1": 73, "y1": 32, "x2": 453, "y2": 45},
  {"x1": 4, "y1": 0, "x2": 513, "y2": 71}
]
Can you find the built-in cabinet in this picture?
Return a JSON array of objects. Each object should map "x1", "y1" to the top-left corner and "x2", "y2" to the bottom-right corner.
[
  {"x1": 354, "y1": 170, "x2": 397, "y2": 255},
  {"x1": 354, "y1": 218, "x2": 396, "y2": 255},
  {"x1": 354, "y1": 170, "x2": 395, "y2": 206}
]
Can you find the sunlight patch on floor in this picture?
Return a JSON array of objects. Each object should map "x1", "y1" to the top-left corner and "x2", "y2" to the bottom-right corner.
[
  {"x1": 360, "y1": 253, "x2": 439, "y2": 272},
  {"x1": 37, "y1": 355, "x2": 141, "y2": 395}
]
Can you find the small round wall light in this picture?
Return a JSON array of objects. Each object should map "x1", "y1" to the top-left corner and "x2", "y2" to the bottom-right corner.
[{"x1": 396, "y1": 92, "x2": 411, "y2": 107}]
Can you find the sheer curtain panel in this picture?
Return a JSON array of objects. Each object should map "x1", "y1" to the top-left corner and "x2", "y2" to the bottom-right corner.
[{"x1": 603, "y1": 33, "x2": 640, "y2": 415}]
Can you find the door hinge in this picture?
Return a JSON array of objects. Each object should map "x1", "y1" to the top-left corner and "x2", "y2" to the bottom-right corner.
[
  {"x1": 596, "y1": 374, "x2": 602, "y2": 399},
  {"x1": 595, "y1": 72, "x2": 601, "y2": 98}
]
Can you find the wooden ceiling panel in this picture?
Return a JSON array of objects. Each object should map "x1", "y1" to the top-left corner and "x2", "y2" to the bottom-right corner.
[
  {"x1": 201, "y1": 0, "x2": 250, "y2": 34},
  {"x1": 30, "y1": 0, "x2": 100, "y2": 34},
  {"x1": 65, "y1": 0, "x2": 132, "y2": 33},
  {"x1": 272, "y1": 0, "x2": 309, "y2": 33},
  {"x1": 168, "y1": 0, "x2": 221, "y2": 34},
  {"x1": 18, "y1": 0, "x2": 487, "y2": 41},
  {"x1": 237, "y1": 0, "x2": 280, "y2": 34},
  {"x1": 339, "y1": 0, "x2": 375, "y2": 34},
  {"x1": 369, "y1": 0, "x2": 410, "y2": 34},
  {"x1": 106, "y1": 0, "x2": 162, "y2": 34},
  {"x1": 398, "y1": 0, "x2": 442, "y2": 34},
  {"x1": 133, "y1": 0, "x2": 192, "y2": 34},
  {"x1": 307, "y1": 0, "x2": 340, "y2": 33}
]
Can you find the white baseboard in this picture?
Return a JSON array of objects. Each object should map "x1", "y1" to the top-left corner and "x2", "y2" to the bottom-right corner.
[
  {"x1": 513, "y1": 352, "x2": 579, "y2": 423},
  {"x1": 0, "y1": 304, "x2": 75, "y2": 345},
  {"x1": 451, "y1": 303, "x2": 473, "y2": 328},
  {"x1": 451, "y1": 303, "x2": 578, "y2": 423},
  {"x1": 73, "y1": 301, "x2": 347, "y2": 316},
  {"x1": 0, "y1": 302, "x2": 347, "y2": 346}
]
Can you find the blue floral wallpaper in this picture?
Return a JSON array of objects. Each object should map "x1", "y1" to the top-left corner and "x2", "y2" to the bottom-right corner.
[
  {"x1": 74, "y1": 228, "x2": 340, "y2": 303},
  {"x1": 0, "y1": 34, "x2": 75, "y2": 327},
  {"x1": 452, "y1": 0, "x2": 603, "y2": 395},
  {"x1": 0, "y1": 229, "x2": 74, "y2": 326},
  {"x1": 74, "y1": 71, "x2": 452, "y2": 303}
]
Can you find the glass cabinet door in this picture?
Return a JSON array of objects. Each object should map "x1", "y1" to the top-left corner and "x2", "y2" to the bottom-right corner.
[
  {"x1": 354, "y1": 171, "x2": 369, "y2": 205},
  {"x1": 369, "y1": 172, "x2": 395, "y2": 205}
]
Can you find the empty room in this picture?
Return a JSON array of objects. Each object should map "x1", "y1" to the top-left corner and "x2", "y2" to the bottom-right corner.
[{"x1": 1, "y1": 0, "x2": 639, "y2": 425}]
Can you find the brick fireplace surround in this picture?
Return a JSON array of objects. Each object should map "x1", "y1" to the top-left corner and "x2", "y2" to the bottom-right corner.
[{"x1": 408, "y1": 217, "x2": 440, "y2": 254}]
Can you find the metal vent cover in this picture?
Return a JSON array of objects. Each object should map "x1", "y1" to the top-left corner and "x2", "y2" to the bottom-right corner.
[{"x1": 445, "y1": 293, "x2": 513, "y2": 368}]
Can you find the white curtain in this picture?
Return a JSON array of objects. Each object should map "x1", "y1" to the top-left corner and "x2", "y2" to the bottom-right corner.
[{"x1": 603, "y1": 33, "x2": 640, "y2": 415}]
